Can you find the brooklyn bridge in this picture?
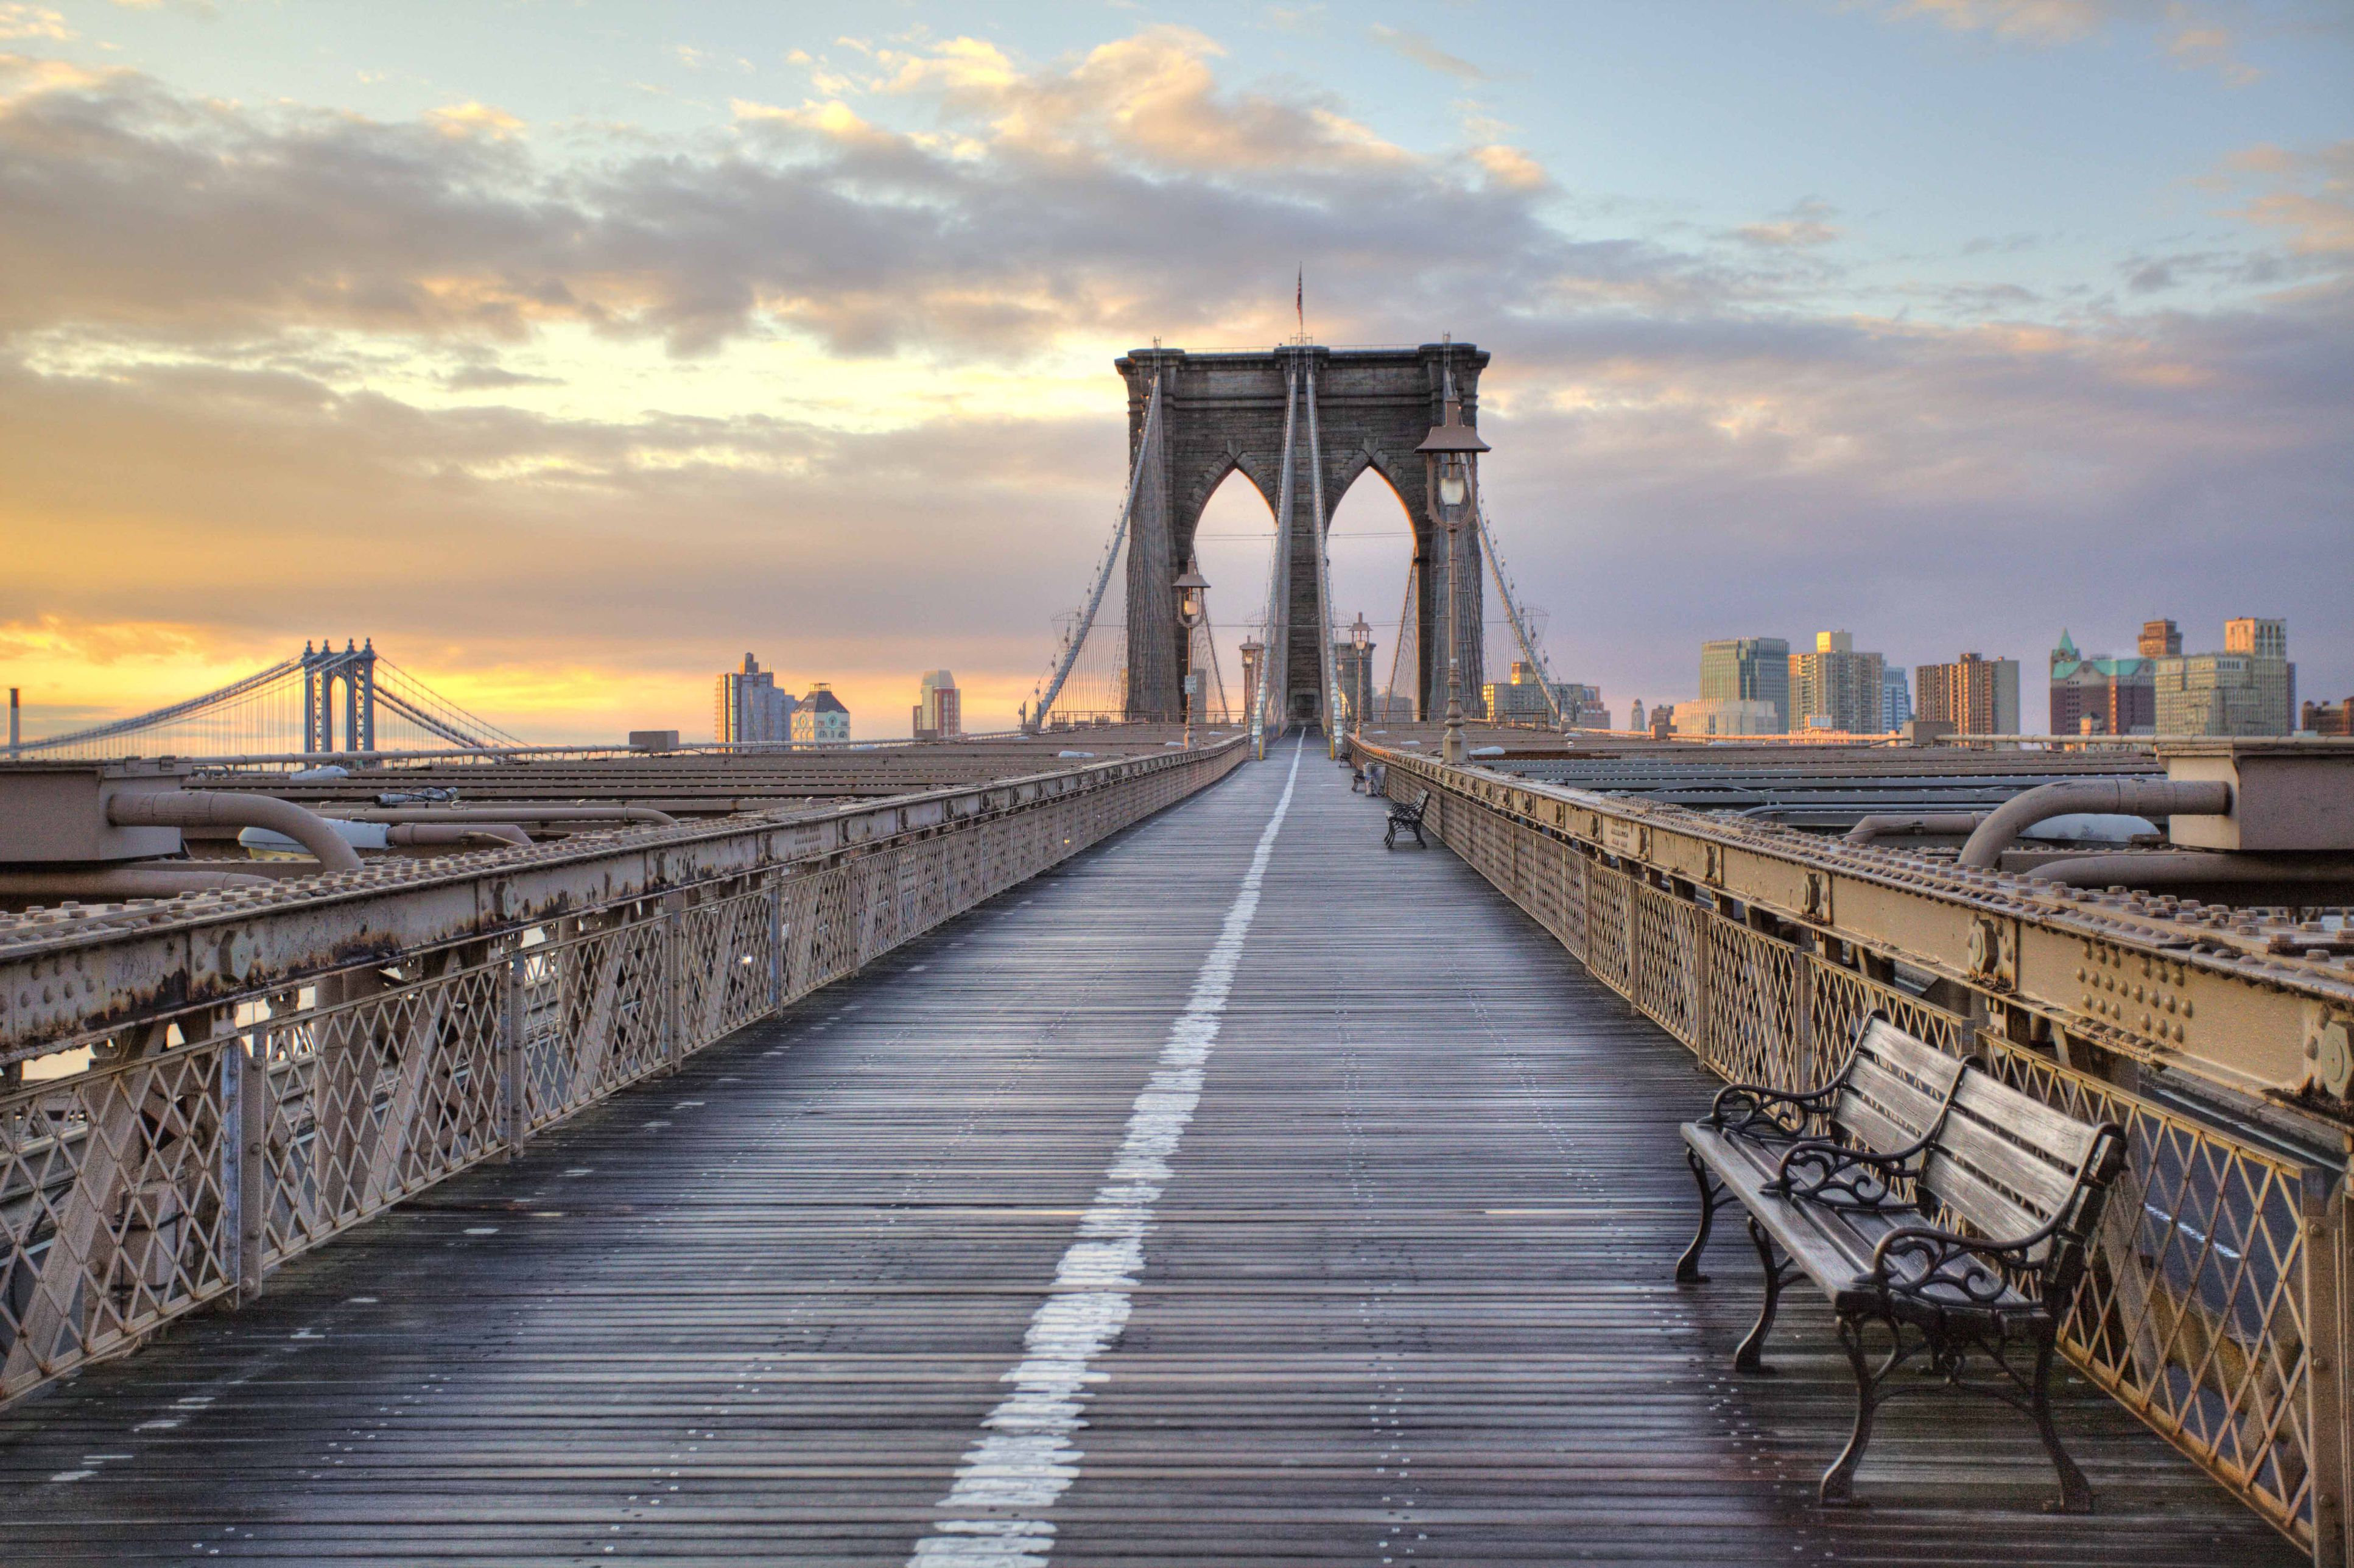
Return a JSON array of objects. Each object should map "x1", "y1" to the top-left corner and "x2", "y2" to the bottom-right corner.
[{"x1": 0, "y1": 343, "x2": 2346, "y2": 1568}]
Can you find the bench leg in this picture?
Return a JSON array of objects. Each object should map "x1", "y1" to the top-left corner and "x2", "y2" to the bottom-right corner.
[
  {"x1": 2028, "y1": 1337, "x2": 2095, "y2": 1514},
  {"x1": 1410, "y1": 823, "x2": 1425, "y2": 848},
  {"x1": 1821, "y1": 1314, "x2": 1884, "y2": 1506},
  {"x1": 1735, "y1": 1216, "x2": 1795, "y2": 1373},
  {"x1": 1674, "y1": 1148, "x2": 1727, "y2": 1285},
  {"x1": 1383, "y1": 823, "x2": 1397, "y2": 849}
]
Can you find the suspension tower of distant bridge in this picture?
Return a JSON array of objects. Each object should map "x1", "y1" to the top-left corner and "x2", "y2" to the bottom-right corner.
[{"x1": 6, "y1": 639, "x2": 522, "y2": 759}]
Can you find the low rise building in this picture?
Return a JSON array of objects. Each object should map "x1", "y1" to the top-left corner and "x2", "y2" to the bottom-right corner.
[
  {"x1": 792, "y1": 683, "x2": 851, "y2": 744},
  {"x1": 1481, "y1": 661, "x2": 1550, "y2": 723},
  {"x1": 2048, "y1": 631, "x2": 2155, "y2": 736},
  {"x1": 1671, "y1": 697, "x2": 1780, "y2": 736},
  {"x1": 2303, "y1": 697, "x2": 2352, "y2": 736},
  {"x1": 1481, "y1": 661, "x2": 1607, "y2": 728}
]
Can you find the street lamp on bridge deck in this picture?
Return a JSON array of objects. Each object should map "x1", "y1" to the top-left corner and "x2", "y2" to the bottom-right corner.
[
  {"x1": 1417, "y1": 348, "x2": 1489, "y2": 767},
  {"x1": 1349, "y1": 612, "x2": 1371, "y2": 744},
  {"x1": 1175, "y1": 560, "x2": 1209, "y2": 749}
]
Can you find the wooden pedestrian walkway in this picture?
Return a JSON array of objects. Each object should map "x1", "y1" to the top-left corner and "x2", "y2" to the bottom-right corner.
[{"x1": 0, "y1": 740, "x2": 2298, "y2": 1564}]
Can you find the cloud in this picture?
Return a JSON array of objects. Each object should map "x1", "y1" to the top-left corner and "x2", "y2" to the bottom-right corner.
[
  {"x1": 673, "y1": 44, "x2": 753, "y2": 73},
  {"x1": 1262, "y1": 6, "x2": 1326, "y2": 36},
  {"x1": 1, "y1": 37, "x2": 1646, "y2": 359},
  {"x1": 0, "y1": 4, "x2": 69, "y2": 41},
  {"x1": 2216, "y1": 142, "x2": 2354, "y2": 263},
  {"x1": 441, "y1": 360, "x2": 561, "y2": 391},
  {"x1": 1734, "y1": 199, "x2": 1841, "y2": 249},
  {"x1": 1471, "y1": 144, "x2": 1546, "y2": 192},
  {"x1": 1369, "y1": 23, "x2": 1489, "y2": 82},
  {"x1": 2165, "y1": 21, "x2": 2261, "y2": 84},
  {"x1": 1872, "y1": 0, "x2": 2266, "y2": 82},
  {"x1": 426, "y1": 100, "x2": 525, "y2": 140},
  {"x1": 1883, "y1": 0, "x2": 2110, "y2": 43},
  {"x1": 856, "y1": 27, "x2": 1417, "y2": 174}
]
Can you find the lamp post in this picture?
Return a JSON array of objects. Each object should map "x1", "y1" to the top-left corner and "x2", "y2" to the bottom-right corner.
[
  {"x1": 1349, "y1": 612, "x2": 1371, "y2": 742},
  {"x1": 1175, "y1": 560, "x2": 1210, "y2": 748},
  {"x1": 1239, "y1": 636, "x2": 1265, "y2": 759},
  {"x1": 1416, "y1": 346, "x2": 1490, "y2": 767}
]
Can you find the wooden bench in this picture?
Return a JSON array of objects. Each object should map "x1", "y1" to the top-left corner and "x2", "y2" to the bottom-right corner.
[
  {"x1": 1676, "y1": 1013, "x2": 2125, "y2": 1511},
  {"x1": 1384, "y1": 789, "x2": 1429, "y2": 849}
]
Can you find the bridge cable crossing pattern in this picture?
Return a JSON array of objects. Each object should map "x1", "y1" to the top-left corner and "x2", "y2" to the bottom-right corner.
[
  {"x1": 1475, "y1": 501, "x2": 1564, "y2": 727},
  {"x1": 909, "y1": 736, "x2": 1304, "y2": 1567},
  {"x1": 1030, "y1": 376, "x2": 1164, "y2": 730}
]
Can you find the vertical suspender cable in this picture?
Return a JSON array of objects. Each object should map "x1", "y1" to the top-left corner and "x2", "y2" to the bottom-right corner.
[
  {"x1": 1303, "y1": 357, "x2": 1342, "y2": 756},
  {"x1": 1256, "y1": 360, "x2": 1300, "y2": 744},
  {"x1": 1385, "y1": 556, "x2": 1416, "y2": 725}
]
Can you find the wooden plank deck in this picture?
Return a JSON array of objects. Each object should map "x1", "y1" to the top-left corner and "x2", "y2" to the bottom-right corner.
[{"x1": 0, "y1": 738, "x2": 2298, "y2": 1564}]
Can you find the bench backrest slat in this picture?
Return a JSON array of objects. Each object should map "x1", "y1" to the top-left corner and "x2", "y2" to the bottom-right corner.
[
  {"x1": 1922, "y1": 1072, "x2": 2103, "y2": 1256},
  {"x1": 1933, "y1": 1111, "x2": 2082, "y2": 1219},
  {"x1": 1843, "y1": 1057, "x2": 1953, "y2": 1152},
  {"x1": 1831, "y1": 1017, "x2": 1965, "y2": 1155}
]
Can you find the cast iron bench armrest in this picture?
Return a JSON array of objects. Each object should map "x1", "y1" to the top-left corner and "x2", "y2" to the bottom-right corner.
[
  {"x1": 1864, "y1": 1217, "x2": 2064, "y2": 1308},
  {"x1": 1772, "y1": 1137, "x2": 1930, "y2": 1210},
  {"x1": 1707, "y1": 1078, "x2": 1841, "y2": 1140}
]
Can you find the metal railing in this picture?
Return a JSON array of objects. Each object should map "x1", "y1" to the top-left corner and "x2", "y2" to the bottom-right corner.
[
  {"x1": 1372, "y1": 747, "x2": 2348, "y2": 1565},
  {"x1": 0, "y1": 740, "x2": 1246, "y2": 1407}
]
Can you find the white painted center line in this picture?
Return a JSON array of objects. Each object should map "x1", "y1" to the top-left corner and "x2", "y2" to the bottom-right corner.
[{"x1": 908, "y1": 738, "x2": 1303, "y2": 1568}]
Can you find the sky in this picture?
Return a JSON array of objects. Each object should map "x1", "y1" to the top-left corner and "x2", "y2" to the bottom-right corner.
[{"x1": 0, "y1": 0, "x2": 2347, "y2": 742}]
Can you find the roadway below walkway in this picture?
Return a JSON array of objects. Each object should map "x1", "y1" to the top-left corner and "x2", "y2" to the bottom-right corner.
[{"x1": 0, "y1": 737, "x2": 2297, "y2": 1565}]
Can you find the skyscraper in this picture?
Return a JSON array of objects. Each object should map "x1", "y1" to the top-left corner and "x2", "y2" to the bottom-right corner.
[
  {"x1": 2138, "y1": 619, "x2": 2182, "y2": 658},
  {"x1": 1788, "y1": 630, "x2": 1887, "y2": 734},
  {"x1": 1914, "y1": 653, "x2": 2020, "y2": 735},
  {"x1": 715, "y1": 653, "x2": 795, "y2": 745},
  {"x1": 1699, "y1": 637, "x2": 1790, "y2": 733},
  {"x1": 912, "y1": 670, "x2": 961, "y2": 740},
  {"x1": 1881, "y1": 667, "x2": 1913, "y2": 733}
]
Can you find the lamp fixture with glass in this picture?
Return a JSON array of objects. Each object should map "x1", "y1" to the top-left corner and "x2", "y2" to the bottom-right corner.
[
  {"x1": 1174, "y1": 560, "x2": 1210, "y2": 748},
  {"x1": 1415, "y1": 346, "x2": 1489, "y2": 766}
]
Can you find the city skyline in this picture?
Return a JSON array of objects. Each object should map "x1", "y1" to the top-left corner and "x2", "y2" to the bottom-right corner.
[{"x1": 1, "y1": 1, "x2": 2348, "y2": 740}]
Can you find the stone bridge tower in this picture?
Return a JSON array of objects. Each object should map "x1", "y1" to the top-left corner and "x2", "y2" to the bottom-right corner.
[{"x1": 1112, "y1": 343, "x2": 1489, "y2": 730}]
